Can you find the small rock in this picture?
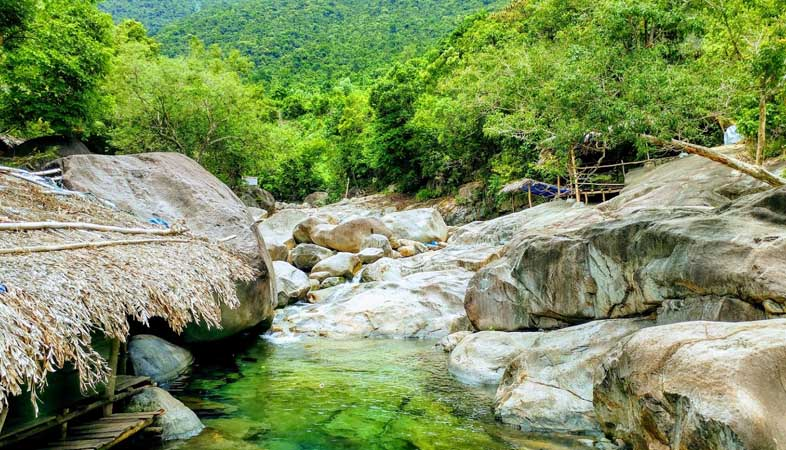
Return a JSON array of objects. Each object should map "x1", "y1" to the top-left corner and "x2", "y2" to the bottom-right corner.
[
  {"x1": 273, "y1": 261, "x2": 310, "y2": 307},
  {"x1": 128, "y1": 335, "x2": 193, "y2": 385},
  {"x1": 125, "y1": 387, "x2": 203, "y2": 440},
  {"x1": 304, "y1": 191, "x2": 330, "y2": 206},
  {"x1": 320, "y1": 277, "x2": 345, "y2": 289},
  {"x1": 763, "y1": 299, "x2": 785, "y2": 315},
  {"x1": 360, "y1": 233, "x2": 392, "y2": 256},
  {"x1": 358, "y1": 247, "x2": 385, "y2": 264},
  {"x1": 309, "y1": 271, "x2": 332, "y2": 282},
  {"x1": 289, "y1": 243, "x2": 334, "y2": 271},
  {"x1": 398, "y1": 239, "x2": 428, "y2": 254},
  {"x1": 389, "y1": 250, "x2": 402, "y2": 259},
  {"x1": 437, "y1": 331, "x2": 473, "y2": 353},
  {"x1": 311, "y1": 252, "x2": 362, "y2": 278},
  {"x1": 309, "y1": 279, "x2": 320, "y2": 291},
  {"x1": 398, "y1": 246, "x2": 417, "y2": 257}
]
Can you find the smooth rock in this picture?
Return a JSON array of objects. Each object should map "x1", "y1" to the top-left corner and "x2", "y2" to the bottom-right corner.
[
  {"x1": 320, "y1": 277, "x2": 345, "y2": 289},
  {"x1": 495, "y1": 319, "x2": 652, "y2": 434},
  {"x1": 358, "y1": 247, "x2": 384, "y2": 264},
  {"x1": 381, "y1": 208, "x2": 448, "y2": 243},
  {"x1": 258, "y1": 210, "x2": 310, "y2": 261},
  {"x1": 238, "y1": 185, "x2": 276, "y2": 214},
  {"x1": 594, "y1": 319, "x2": 786, "y2": 450},
  {"x1": 289, "y1": 243, "x2": 334, "y2": 271},
  {"x1": 273, "y1": 270, "x2": 474, "y2": 339},
  {"x1": 363, "y1": 245, "x2": 500, "y2": 282},
  {"x1": 437, "y1": 331, "x2": 473, "y2": 353},
  {"x1": 125, "y1": 387, "x2": 204, "y2": 440},
  {"x1": 309, "y1": 271, "x2": 332, "y2": 282},
  {"x1": 60, "y1": 153, "x2": 277, "y2": 342},
  {"x1": 449, "y1": 332, "x2": 538, "y2": 385},
  {"x1": 398, "y1": 245, "x2": 417, "y2": 258},
  {"x1": 360, "y1": 233, "x2": 392, "y2": 256},
  {"x1": 304, "y1": 191, "x2": 330, "y2": 206},
  {"x1": 656, "y1": 296, "x2": 765, "y2": 325},
  {"x1": 293, "y1": 217, "x2": 327, "y2": 244},
  {"x1": 128, "y1": 335, "x2": 193, "y2": 385},
  {"x1": 273, "y1": 261, "x2": 311, "y2": 307},
  {"x1": 311, "y1": 218, "x2": 393, "y2": 253},
  {"x1": 311, "y1": 252, "x2": 361, "y2": 278}
]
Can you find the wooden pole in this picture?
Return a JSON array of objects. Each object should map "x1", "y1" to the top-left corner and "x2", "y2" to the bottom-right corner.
[
  {"x1": 0, "y1": 222, "x2": 184, "y2": 236},
  {"x1": 556, "y1": 177, "x2": 561, "y2": 199},
  {"x1": 642, "y1": 135, "x2": 785, "y2": 187},
  {"x1": 527, "y1": 184, "x2": 533, "y2": 208},
  {"x1": 602, "y1": 191, "x2": 606, "y2": 202},
  {"x1": 102, "y1": 338, "x2": 121, "y2": 417},
  {"x1": 570, "y1": 147, "x2": 580, "y2": 201},
  {"x1": 757, "y1": 89, "x2": 767, "y2": 166},
  {"x1": 584, "y1": 192, "x2": 589, "y2": 204},
  {"x1": 0, "y1": 237, "x2": 193, "y2": 256},
  {"x1": 0, "y1": 406, "x2": 8, "y2": 435}
]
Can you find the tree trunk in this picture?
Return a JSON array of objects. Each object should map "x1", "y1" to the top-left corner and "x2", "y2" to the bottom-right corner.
[
  {"x1": 757, "y1": 90, "x2": 767, "y2": 165},
  {"x1": 642, "y1": 135, "x2": 785, "y2": 187}
]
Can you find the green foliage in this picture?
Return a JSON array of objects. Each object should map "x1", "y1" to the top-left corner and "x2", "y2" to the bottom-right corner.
[
  {"x1": 0, "y1": 0, "x2": 35, "y2": 49},
  {"x1": 0, "y1": 0, "x2": 114, "y2": 136},
  {"x1": 102, "y1": 0, "x2": 508, "y2": 88}
]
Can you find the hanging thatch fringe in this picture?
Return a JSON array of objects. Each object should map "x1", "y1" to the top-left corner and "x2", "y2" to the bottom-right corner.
[
  {"x1": 0, "y1": 173, "x2": 258, "y2": 409},
  {"x1": 0, "y1": 221, "x2": 186, "y2": 235}
]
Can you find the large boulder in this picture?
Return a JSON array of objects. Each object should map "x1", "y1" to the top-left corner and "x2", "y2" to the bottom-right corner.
[
  {"x1": 304, "y1": 191, "x2": 330, "y2": 206},
  {"x1": 362, "y1": 245, "x2": 500, "y2": 282},
  {"x1": 272, "y1": 270, "x2": 473, "y2": 339},
  {"x1": 448, "y1": 332, "x2": 539, "y2": 386},
  {"x1": 311, "y1": 252, "x2": 362, "y2": 278},
  {"x1": 273, "y1": 261, "x2": 311, "y2": 307},
  {"x1": 289, "y1": 243, "x2": 334, "y2": 271},
  {"x1": 360, "y1": 233, "x2": 393, "y2": 255},
  {"x1": 381, "y1": 208, "x2": 448, "y2": 243},
  {"x1": 466, "y1": 185, "x2": 786, "y2": 331},
  {"x1": 311, "y1": 217, "x2": 393, "y2": 253},
  {"x1": 238, "y1": 185, "x2": 276, "y2": 214},
  {"x1": 60, "y1": 153, "x2": 276, "y2": 342},
  {"x1": 495, "y1": 319, "x2": 652, "y2": 435},
  {"x1": 594, "y1": 319, "x2": 786, "y2": 450},
  {"x1": 128, "y1": 335, "x2": 193, "y2": 385},
  {"x1": 125, "y1": 387, "x2": 204, "y2": 440},
  {"x1": 258, "y1": 209, "x2": 311, "y2": 261}
]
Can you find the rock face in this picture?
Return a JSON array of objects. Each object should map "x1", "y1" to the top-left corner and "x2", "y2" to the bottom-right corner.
[
  {"x1": 272, "y1": 270, "x2": 473, "y2": 339},
  {"x1": 289, "y1": 243, "x2": 334, "y2": 271},
  {"x1": 125, "y1": 387, "x2": 204, "y2": 440},
  {"x1": 311, "y1": 217, "x2": 393, "y2": 253},
  {"x1": 128, "y1": 335, "x2": 193, "y2": 385},
  {"x1": 273, "y1": 261, "x2": 310, "y2": 307},
  {"x1": 495, "y1": 319, "x2": 652, "y2": 435},
  {"x1": 259, "y1": 210, "x2": 310, "y2": 261},
  {"x1": 465, "y1": 162, "x2": 786, "y2": 331},
  {"x1": 449, "y1": 332, "x2": 539, "y2": 386},
  {"x1": 381, "y1": 208, "x2": 448, "y2": 243},
  {"x1": 594, "y1": 319, "x2": 786, "y2": 450},
  {"x1": 60, "y1": 153, "x2": 276, "y2": 342},
  {"x1": 311, "y1": 252, "x2": 361, "y2": 278}
]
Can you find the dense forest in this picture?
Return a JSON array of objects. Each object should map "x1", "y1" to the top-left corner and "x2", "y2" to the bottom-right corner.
[{"x1": 1, "y1": 0, "x2": 784, "y2": 202}]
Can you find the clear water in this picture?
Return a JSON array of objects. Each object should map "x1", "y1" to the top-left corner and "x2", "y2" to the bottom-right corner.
[{"x1": 159, "y1": 338, "x2": 587, "y2": 450}]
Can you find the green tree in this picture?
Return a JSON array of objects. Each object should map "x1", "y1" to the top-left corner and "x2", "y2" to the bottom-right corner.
[{"x1": 0, "y1": 0, "x2": 114, "y2": 137}]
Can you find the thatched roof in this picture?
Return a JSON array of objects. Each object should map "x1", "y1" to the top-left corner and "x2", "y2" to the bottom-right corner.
[{"x1": 0, "y1": 172, "x2": 257, "y2": 409}]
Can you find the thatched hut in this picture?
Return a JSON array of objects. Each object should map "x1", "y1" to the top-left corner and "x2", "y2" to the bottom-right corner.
[{"x1": 0, "y1": 169, "x2": 257, "y2": 429}]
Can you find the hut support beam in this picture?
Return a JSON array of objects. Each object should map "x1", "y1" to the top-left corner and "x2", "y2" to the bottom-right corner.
[
  {"x1": 102, "y1": 339, "x2": 121, "y2": 417},
  {"x1": 527, "y1": 185, "x2": 533, "y2": 208}
]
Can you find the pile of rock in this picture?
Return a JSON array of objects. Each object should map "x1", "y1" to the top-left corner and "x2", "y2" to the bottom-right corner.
[{"x1": 261, "y1": 207, "x2": 450, "y2": 307}]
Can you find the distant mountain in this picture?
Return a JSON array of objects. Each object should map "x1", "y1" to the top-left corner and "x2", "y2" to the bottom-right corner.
[{"x1": 100, "y1": 0, "x2": 506, "y2": 87}]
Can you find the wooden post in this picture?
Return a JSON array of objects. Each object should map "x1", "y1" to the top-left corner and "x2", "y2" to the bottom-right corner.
[
  {"x1": 344, "y1": 177, "x2": 350, "y2": 199},
  {"x1": 60, "y1": 408, "x2": 69, "y2": 439},
  {"x1": 0, "y1": 406, "x2": 8, "y2": 435},
  {"x1": 757, "y1": 89, "x2": 766, "y2": 165},
  {"x1": 527, "y1": 184, "x2": 533, "y2": 208},
  {"x1": 102, "y1": 338, "x2": 121, "y2": 417},
  {"x1": 556, "y1": 177, "x2": 561, "y2": 199},
  {"x1": 120, "y1": 341, "x2": 129, "y2": 376},
  {"x1": 602, "y1": 191, "x2": 606, "y2": 202},
  {"x1": 569, "y1": 147, "x2": 580, "y2": 201},
  {"x1": 584, "y1": 192, "x2": 589, "y2": 204}
]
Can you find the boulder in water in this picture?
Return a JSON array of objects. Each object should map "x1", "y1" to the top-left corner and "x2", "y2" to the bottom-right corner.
[
  {"x1": 594, "y1": 319, "x2": 786, "y2": 450},
  {"x1": 125, "y1": 387, "x2": 204, "y2": 440},
  {"x1": 128, "y1": 335, "x2": 193, "y2": 385},
  {"x1": 449, "y1": 331, "x2": 539, "y2": 386}
]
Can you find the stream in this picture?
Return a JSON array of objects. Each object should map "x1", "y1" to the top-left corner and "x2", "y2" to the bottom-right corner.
[{"x1": 156, "y1": 337, "x2": 587, "y2": 450}]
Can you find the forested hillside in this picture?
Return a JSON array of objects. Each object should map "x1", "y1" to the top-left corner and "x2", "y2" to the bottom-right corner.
[
  {"x1": 2, "y1": 0, "x2": 784, "y2": 203},
  {"x1": 101, "y1": 0, "x2": 507, "y2": 87}
]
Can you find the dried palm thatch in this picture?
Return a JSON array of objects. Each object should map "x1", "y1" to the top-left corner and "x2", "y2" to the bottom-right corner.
[{"x1": 0, "y1": 173, "x2": 258, "y2": 410}]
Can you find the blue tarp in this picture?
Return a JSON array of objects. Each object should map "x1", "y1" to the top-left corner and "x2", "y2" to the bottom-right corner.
[{"x1": 520, "y1": 181, "x2": 572, "y2": 199}]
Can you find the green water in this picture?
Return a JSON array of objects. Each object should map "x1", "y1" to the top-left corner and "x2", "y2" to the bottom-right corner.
[{"x1": 160, "y1": 338, "x2": 586, "y2": 450}]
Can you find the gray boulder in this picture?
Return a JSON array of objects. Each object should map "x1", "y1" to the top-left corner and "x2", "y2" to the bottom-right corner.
[
  {"x1": 594, "y1": 319, "x2": 786, "y2": 450},
  {"x1": 437, "y1": 331, "x2": 473, "y2": 353},
  {"x1": 125, "y1": 387, "x2": 204, "y2": 440},
  {"x1": 311, "y1": 252, "x2": 361, "y2": 278},
  {"x1": 259, "y1": 209, "x2": 311, "y2": 261},
  {"x1": 304, "y1": 191, "x2": 330, "y2": 206},
  {"x1": 449, "y1": 332, "x2": 539, "y2": 385},
  {"x1": 495, "y1": 319, "x2": 652, "y2": 435},
  {"x1": 128, "y1": 335, "x2": 193, "y2": 385},
  {"x1": 311, "y1": 217, "x2": 393, "y2": 253},
  {"x1": 238, "y1": 185, "x2": 276, "y2": 214},
  {"x1": 381, "y1": 208, "x2": 448, "y2": 243},
  {"x1": 360, "y1": 233, "x2": 392, "y2": 256},
  {"x1": 320, "y1": 276, "x2": 345, "y2": 289},
  {"x1": 273, "y1": 261, "x2": 310, "y2": 307},
  {"x1": 289, "y1": 243, "x2": 334, "y2": 271},
  {"x1": 358, "y1": 247, "x2": 385, "y2": 264},
  {"x1": 60, "y1": 153, "x2": 276, "y2": 342}
]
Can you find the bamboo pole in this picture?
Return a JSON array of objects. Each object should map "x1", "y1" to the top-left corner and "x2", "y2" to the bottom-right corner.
[
  {"x1": 527, "y1": 184, "x2": 533, "y2": 208},
  {"x1": 570, "y1": 147, "x2": 580, "y2": 201},
  {"x1": 642, "y1": 135, "x2": 785, "y2": 187},
  {"x1": 0, "y1": 222, "x2": 183, "y2": 235},
  {"x1": 556, "y1": 177, "x2": 561, "y2": 199},
  {"x1": 0, "y1": 237, "x2": 193, "y2": 255},
  {"x1": 102, "y1": 338, "x2": 121, "y2": 417}
]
